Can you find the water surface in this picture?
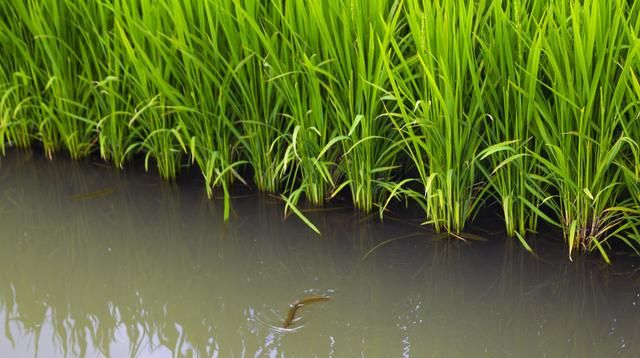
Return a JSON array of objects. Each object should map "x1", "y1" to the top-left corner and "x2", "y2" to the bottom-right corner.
[{"x1": 1, "y1": 150, "x2": 639, "y2": 357}]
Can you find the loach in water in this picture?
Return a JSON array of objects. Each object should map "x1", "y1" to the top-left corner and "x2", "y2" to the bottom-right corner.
[{"x1": 282, "y1": 295, "x2": 330, "y2": 328}]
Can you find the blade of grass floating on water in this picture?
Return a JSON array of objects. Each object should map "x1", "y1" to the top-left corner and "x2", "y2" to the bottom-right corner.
[
  {"x1": 358, "y1": 233, "x2": 425, "y2": 266},
  {"x1": 514, "y1": 232, "x2": 533, "y2": 252},
  {"x1": 281, "y1": 192, "x2": 321, "y2": 235}
]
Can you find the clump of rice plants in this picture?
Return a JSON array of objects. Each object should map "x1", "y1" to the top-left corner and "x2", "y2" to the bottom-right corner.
[
  {"x1": 158, "y1": 0, "x2": 247, "y2": 197},
  {"x1": 217, "y1": 0, "x2": 288, "y2": 194},
  {"x1": 478, "y1": 0, "x2": 547, "y2": 249},
  {"x1": 110, "y1": 1, "x2": 190, "y2": 180},
  {"x1": 300, "y1": 0, "x2": 404, "y2": 213},
  {"x1": 383, "y1": 0, "x2": 490, "y2": 234},
  {"x1": 0, "y1": 82, "x2": 33, "y2": 153},
  {"x1": 527, "y1": 0, "x2": 640, "y2": 262}
]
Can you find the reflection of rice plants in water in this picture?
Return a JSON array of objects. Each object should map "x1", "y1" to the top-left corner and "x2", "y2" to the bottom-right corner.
[
  {"x1": 0, "y1": 155, "x2": 366, "y2": 356},
  {"x1": 0, "y1": 180, "x2": 270, "y2": 357},
  {"x1": 1, "y1": 0, "x2": 640, "y2": 260},
  {"x1": 2, "y1": 152, "x2": 640, "y2": 357}
]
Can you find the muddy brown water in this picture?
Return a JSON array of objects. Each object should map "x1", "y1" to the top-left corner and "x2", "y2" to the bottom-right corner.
[{"x1": 0, "y1": 150, "x2": 639, "y2": 357}]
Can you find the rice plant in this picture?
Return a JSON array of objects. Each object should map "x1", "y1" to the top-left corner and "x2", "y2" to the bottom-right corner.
[
  {"x1": 6, "y1": 0, "x2": 103, "y2": 159},
  {"x1": 617, "y1": 1, "x2": 640, "y2": 256},
  {"x1": 383, "y1": 0, "x2": 490, "y2": 234},
  {"x1": 0, "y1": 19, "x2": 35, "y2": 152},
  {"x1": 110, "y1": 1, "x2": 190, "y2": 179},
  {"x1": 161, "y1": 0, "x2": 247, "y2": 199},
  {"x1": 219, "y1": 1, "x2": 288, "y2": 193},
  {"x1": 478, "y1": 0, "x2": 547, "y2": 248},
  {"x1": 0, "y1": 82, "x2": 33, "y2": 153},
  {"x1": 307, "y1": 0, "x2": 404, "y2": 213},
  {"x1": 529, "y1": 0, "x2": 640, "y2": 261}
]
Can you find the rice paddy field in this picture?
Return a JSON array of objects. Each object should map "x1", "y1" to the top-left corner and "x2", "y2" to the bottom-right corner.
[{"x1": 1, "y1": 0, "x2": 640, "y2": 262}]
